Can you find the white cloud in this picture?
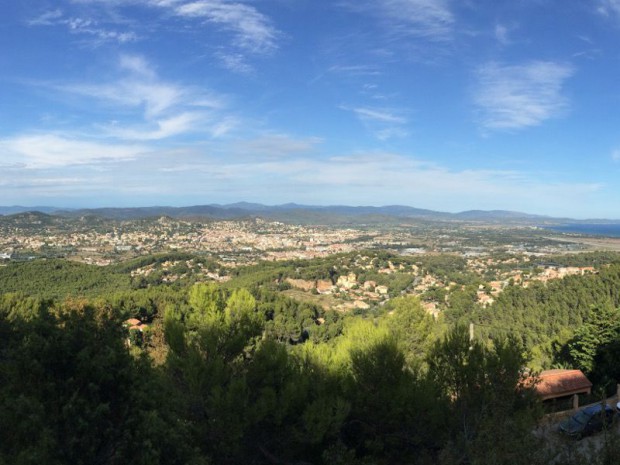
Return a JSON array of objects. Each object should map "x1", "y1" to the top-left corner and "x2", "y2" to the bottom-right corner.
[
  {"x1": 62, "y1": 80, "x2": 184, "y2": 118},
  {"x1": 495, "y1": 24, "x2": 509, "y2": 45},
  {"x1": 341, "y1": 106, "x2": 409, "y2": 139},
  {"x1": 119, "y1": 54, "x2": 156, "y2": 79},
  {"x1": 346, "y1": 0, "x2": 455, "y2": 41},
  {"x1": 28, "y1": 9, "x2": 137, "y2": 44},
  {"x1": 375, "y1": 127, "x2": 410, "y2": 140},
  {"x1": 474, "y1": 61, "x2": 574, "y2": 130},
  {"x1": 612, "y1": 149, "x2": 620, "y2": 161},
  {"x1": 103, "y1": 112, "x2": 205, "y2": 140},
  {"x1": 0, "y1": 142, "x2": 605, "y2": 216},
  {"x1": 52, "y1": 54, "x2": 229, "y2": 138},
  {"x1": 598, "y1": 0, "x2": 620, "y2": 17},
  {"x1": 28, "y1": 10, "x2": 63, "y2": 26},
  {"x1": 493, "y1": 23, "x2": 518, "y2": 46},
  {"x1": 0, "y1": 134, "x2": 147, "y2": 168},
  {"x1": 166, "y1": 150, "x2": 600, "y2": 215},
  {"x1": 350, "y1": 107, "x2": 407, "y2": 124},
  {"x1": 173, "y1": 0, "x2": 279, "y2": 53},
  {"x1": 236, "y1": 134, "x2": 322, "y2": 157},
  {"x1": 329, "y1": 65, "x2": 382, "y2": 76},
  {"x1": 209, "y1": 117, "x2": 239, "y2": 138},
  {"x1": 215, "y1": 51, "x2": 254, "y2": 74},
  {"x1": 31, "y1": 1, "x2": 279, "y2": 71}
]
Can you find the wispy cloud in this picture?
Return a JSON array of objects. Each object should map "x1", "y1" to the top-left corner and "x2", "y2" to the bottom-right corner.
[
  {"x1": 61, "y1": 80, "x2": 184, "y2": 119},
  {"x1": 236, "y1": 134, "x2": 322, "y2": 158},
  {"x1": 29, "y1": 1, "x2": 280, "y2": 68},
  {"x1": 349, "y1": 107, "x2": 407, "y2": 124},
  {"x1": 118, "y1": 54, "x2": 156, "y2": 79},
  {"x1": 171, "y1": 0, "x2": 279, "y2": 54},
  {"x1": 598, "y1": 0, "x2": 620, "y2": 17},
  {"x1": 103, "y1": 112, "x2": 204, "y2": 140},
  {"x1": 28, "y1": 9, "x2": 63, "y2": 26},
  {"x1": 328, "y1": 65, "x2": 382, "y2": 76},
  {"x1": 28, "y1": 9, "x2": 138, "y2": 44},
  {"x1": 215, "y1": 51, "x2": 255, "y2": 74},
  {"x1": 474, "y1": 61, "x2": 574, "y2": 130},
  {"x1": 144, "y1": 149, "x2": 601, "y2": 215},
  {"x1": 494, "y1": 23, "x2": 512, "y2": 45},
  {"x1": 54, "y1": 54, "x2": 230, "y2": 138},
  {"x1": 0, "y1": 141, "x2": 605, "y2": 216},
  {"x1": 344, "y1": 0, "x2": 455, "y2": 41},
  {"x1": 341, "y1": 106, "x2": 408, "y2": 140},
  {"x1": 0, "y1": 134, "x2": 147, "y2": 168}
]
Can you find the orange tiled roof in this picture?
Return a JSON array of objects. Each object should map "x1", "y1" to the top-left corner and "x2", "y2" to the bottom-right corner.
[{"x1": 534, "y1": 369, "x2": 592, "y2": 400}]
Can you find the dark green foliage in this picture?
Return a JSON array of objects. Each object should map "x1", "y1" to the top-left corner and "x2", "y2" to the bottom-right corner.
[
  {"x1": 554, "y1": 303, "x2": 620, "y2": 393},
  {"x1": 0, "y1": 301, "x2": 190, "y2": 465},
  {"x1": 4, "y1": 254, "x2": 620, "y2": 464},
  {"x1": 254, "y1": 287, "x2": 329, "y2": 343},
  {"x1": 445, "y1": 284, "x2": 479, "y2": 324},
  {"x1": 474, "y1": 264, "x2": 620, "y2": 368},
  {"x1": 428, "y1": 327, "x2": 543, "y2": 465},
  {"x1": 344, "y1": 332, "x2": 444, "y2": 463},
  {"x1": 106, "y1": 286, "x2": 184, "y2": 321},
  {"x1": 111, "y1": 252, "x2": 217, "y2": 274},
  {"x1": 382, "y1": 295, "x2": 437, "y2": 365},
  {"x1": 413, "y1": 254, "x2": 477, "y2": 285},
  {"x1": 0, "y1": 259, "x2": 132, "y2": 299},
  {"x1": 537, "y1": 251, "x2": 620, "y2": 268}
]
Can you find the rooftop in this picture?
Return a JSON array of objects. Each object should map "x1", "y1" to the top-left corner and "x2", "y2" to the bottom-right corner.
[{"x1": 534, "y1": 369, "x2": 592, "y2": 401}]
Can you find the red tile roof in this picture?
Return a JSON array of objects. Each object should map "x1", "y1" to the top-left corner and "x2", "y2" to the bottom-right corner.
[{"x1": 534, "y1": 369, "x2": 592, "y2": 400}]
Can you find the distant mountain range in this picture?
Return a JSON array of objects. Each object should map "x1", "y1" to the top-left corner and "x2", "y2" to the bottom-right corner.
[
  {"x1": 0, "y1": 206, "x2": 65, "y2": 216},
  {"x1": 0, "y1": 203, "x2": 616, "y2": 225}
]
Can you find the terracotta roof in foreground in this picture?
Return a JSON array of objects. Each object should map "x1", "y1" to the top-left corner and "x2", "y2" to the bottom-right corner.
[{"x1": 534, "y1": 369, "x2": 592, "y2": 400}]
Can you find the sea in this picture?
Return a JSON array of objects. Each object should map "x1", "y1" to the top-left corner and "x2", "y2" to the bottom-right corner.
[{"x1": 546, "y1": 224, "x2": 620, "y2": 238}]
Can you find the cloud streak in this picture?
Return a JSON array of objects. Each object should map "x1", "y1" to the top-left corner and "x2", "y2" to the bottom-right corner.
[
  {"x1": 173, "y1": 0, "x2": 279, "y2": 54},
  {"x1": 127, "y1": 149, "x2": 602, "y2": 215},
  {"x1": 236, "y1": 134, "x2": 323, "y2": 158},
  {"x1": 598, "y1": 0, "x2": 620, "y2": 17},
  {"x1": 350, "y1": 107, "x2": 407, "y2": 124},
  {"x1": 474, "y1": 61, "x2": 574, "y2": 130},
  {"x1": 29, "y1": 1, "x2": 280, "y2": 71},
  {"x1": 0, "y1": 134, "x2": 147, "y2": 168},
  {"x1": 103, "y1": 112, "x2": 205, "y2": 140},
  {"x1": 28, "y1": 9, "x2": 138, "y2": 44},
  {"x1": 54, "y1": 54, "x2": 231, "y2": 138},
  {"x1": 0, "y1": 140, "x2": 604, "y2": 217},
  {"x1": 344, "y1": 0, "x2": 455, "y2": 41},
  {"x1": 341, "y1": 106, "x2": 409, "y2": 140}
]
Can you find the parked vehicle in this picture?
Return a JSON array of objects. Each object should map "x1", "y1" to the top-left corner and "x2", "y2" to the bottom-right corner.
[{"x1": 559, "y1": 403, "x2": 615, "y2": 438}]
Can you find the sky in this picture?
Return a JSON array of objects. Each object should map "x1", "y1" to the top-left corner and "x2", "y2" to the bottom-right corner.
[{"x1": 2, "y1": 0, "x2": 620, "y2": 218}]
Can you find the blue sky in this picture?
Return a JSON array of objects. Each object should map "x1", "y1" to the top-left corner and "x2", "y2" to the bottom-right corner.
[{"x1": 2, "y1": 0, "x2": 620, "y2": 218}]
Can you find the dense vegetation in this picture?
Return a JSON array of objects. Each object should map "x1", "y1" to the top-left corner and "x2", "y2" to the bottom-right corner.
[
  {"x1": 0, "y1": 259, "x2": 132, "y2": 298},
  {"x1": 474, "y1": 265, "x2": 620, "y2": 377},
  {"x1": 2, "y1": 252, "x2": 620, "y2": 463},
  {"x1": 0, "y1": 288, "x2": 546, "y2": 465}
]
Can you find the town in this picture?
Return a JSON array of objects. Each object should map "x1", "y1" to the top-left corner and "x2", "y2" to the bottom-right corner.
[{"x1": 1, "y1": 211, "x2": 614, "y2": 319}]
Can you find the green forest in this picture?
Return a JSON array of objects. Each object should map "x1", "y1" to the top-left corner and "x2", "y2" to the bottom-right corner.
[{"x1": 2, "y1": 253, "x2": 620, "y2": 464}]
